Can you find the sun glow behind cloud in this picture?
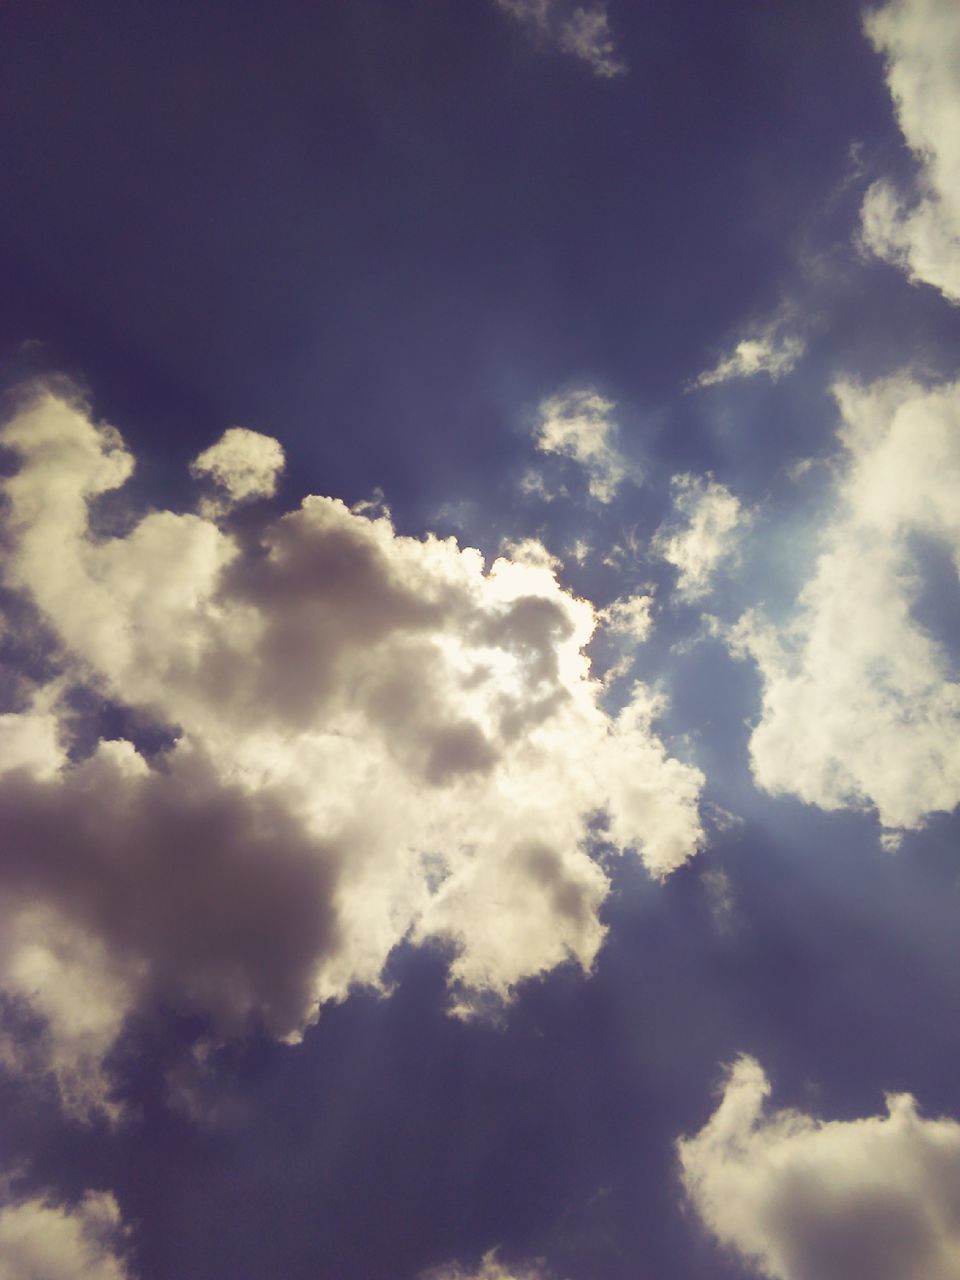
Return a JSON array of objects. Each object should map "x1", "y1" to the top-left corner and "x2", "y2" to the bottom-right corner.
[{"x1": 0, "y1": 385, "x2": 705, "y2": 1116}]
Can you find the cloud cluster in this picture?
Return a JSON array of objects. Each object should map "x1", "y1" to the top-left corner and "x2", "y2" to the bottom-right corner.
[
  {"x1": 0, "y1": 1190, "x2": 130, "y2": 1280},
  {"x1": 533, "y1": 388, "x2": 631, "y2": 503},
  {"x1": 679, "y1": 1056, "x2": 960, "y2": 1280},
  {"x1": 652, "y1": 475, "x2": 747, "y2": 602},
  {"x1": 0, "y1": 386, "x2": 705, "y2": 1114},
  {"x1": 729, "y1": 374, "x2": 960, "y2": 837},
  {"x1": 494, "y1": 1, "x2": 626, "y2": 78},
  {"x1": 860, "y1": 0, "x2": 960, "y2": 302}
]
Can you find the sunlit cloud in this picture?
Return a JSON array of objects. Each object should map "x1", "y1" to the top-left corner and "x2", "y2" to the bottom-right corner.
[
  {"x1": 861, "y1": 0, "x2": 960, "y2": 301},
  {"x1": 680, "y1": 1055, "x2": 960, "y2": 1280},
  {"x1": 0, "y1": 384, "x2": 705, "y2": 1115},
  {"x1": 728, "y1": 374, "x2": 960, "y2": 838}
]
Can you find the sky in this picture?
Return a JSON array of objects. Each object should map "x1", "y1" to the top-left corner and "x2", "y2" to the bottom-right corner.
[{"x1": 0, "y1": 1, "x2": 959, "y2": 1278}]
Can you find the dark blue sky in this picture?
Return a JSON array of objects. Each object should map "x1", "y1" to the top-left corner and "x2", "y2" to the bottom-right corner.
[{"x1": 2, "y1": 3, "x2": 960, "y2": 1279}]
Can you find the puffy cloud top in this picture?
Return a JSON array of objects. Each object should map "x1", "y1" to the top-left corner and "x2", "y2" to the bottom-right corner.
[
  {"x1": 0, "y1": 1191, "x2": 130, "y2": 1280},
  {"x1": 0, "y1": 386, "x2": 705, "y2": 1115},
  {"x1": 494, "y1": 1, "x2": 626, "y2": 78},
  {"x1": 861, "y1": 0, "x2": 960, "y2": 301},
  {"x1": 730, "y1": 374, "x2": 960, "y2": 836},
  {"x1": 190, "y1": 425, "x2": 285, "y2": 512},
  {"x1": 679, "y1": 1056, "x2": 960, "y2": 1280}
]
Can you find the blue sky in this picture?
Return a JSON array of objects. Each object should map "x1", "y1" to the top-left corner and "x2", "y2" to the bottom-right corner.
[{"x1": 1, "y1": 2, "x2": 960, "y2": 1278}]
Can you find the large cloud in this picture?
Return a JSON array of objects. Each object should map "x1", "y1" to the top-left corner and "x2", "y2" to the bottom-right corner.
[
  {"x1": 730, "y1": 374, "x2": 960, "y2": 838},
  {"x1": 0, "y1": 1190, "x2": 130, "y2": 1280},
  {"x1": 678, "y1": 1056, "x2": 960, "y2": 1280},
  {"x1": 861, "y1": 0, "x2": 960, "y2": 301},
  {"x1": 0, "y1": 385, "x2": 705, "y2": 1114}
]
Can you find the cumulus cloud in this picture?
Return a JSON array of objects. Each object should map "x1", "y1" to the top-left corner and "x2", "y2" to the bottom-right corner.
[
  {"x1": 190, "y1": 424, "x2": 284, "y2": 514},
  {"x1": 693, "y1": 325, "x2": 805, "y2": 389},
  {"x1": 533, "y1": 388, "x2": 631, "y2": 503},
  {"x1": 861, "y1": 0, "x2": 960, "y2": 301},
  {"x1": 729, "y1": 374, "x2": 960, "y2": 837},
  {"x1": 423, "y1": 1249, "x2": 548, "y2": 1280},
  {"x1": 0, "y1": 1190, "x2": 130, "y2": 1280},
  {"x1": 494, "y1": 0, "x2": 626, "y2": 78},
  {"x1": 0, "y1": 385, "x2": 705, "y2": 1114},
  {"x1": 679, "y1": 1055, "x2": 960, "y2": 1280},
  {"x1": 652, "y1": 474, "x2": 748, "y2": 601}
]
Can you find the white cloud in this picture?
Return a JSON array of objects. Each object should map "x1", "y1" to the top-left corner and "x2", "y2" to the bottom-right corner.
[
  {"x1": 729, "y1": 375, "x2": 960, "y2": 836},
  {"x1": 652, "y1": 474, "x2": 747, "y2": 601},
  {"x1": 598, "y1": 592, "x2": 654, "y2": 645},
  {"x1": 679, "y1": 1056, "x2": 960, "y2": 1280},
  {"x1": 494, "y1": 1, "x2": 626, "y2": 78},
  {"x1": 190, "y1": 425, "x2": 285, "y2": 514},
  {"x1": 693, "y1": 326, "x2": 805, "y2": 389},
  {"x1": 534, "y1": 388, "x2": 631, "y2": 503},
  {"x1": 0, "y1": 385, "x2": 705, "y2": 1114},
  {"x1": 860, "y1": 0, "x2": 960, "y2": 301},
  {"x1": 423, "y1": 1249, "x2": 547, "y2": 1280},
  {"x1": 0, "y1": 1190, "x2": 130, "y2": 1280}
]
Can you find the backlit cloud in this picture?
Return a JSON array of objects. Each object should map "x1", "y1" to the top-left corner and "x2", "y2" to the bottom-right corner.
[
  {"x1": 861, "y1": 0, "x2": 960, "y2": 301},
  {"x1": 0, "y1": 384, "x2": 705, "y2": 1115},
  {"x1": 679, "y1": 1055, "x2": 960, "y2": 1280},
  {"x1": 729, "y1": 374, "x2": 960, "y2": 837}
]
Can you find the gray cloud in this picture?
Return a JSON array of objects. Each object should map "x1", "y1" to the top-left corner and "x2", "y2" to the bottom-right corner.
[{"x1": 0, "y1": 385, "x2": 706, "y2": 1114}]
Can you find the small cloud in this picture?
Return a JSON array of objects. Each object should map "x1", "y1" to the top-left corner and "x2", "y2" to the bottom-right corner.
[
  {"x1": 422, "y1": 1247, "x2": 549, "y2": 1280},
  {"x1": 653, "y1": 474, "x2": 748, "y2": 601},
  {"x1": 598, "y1": 592, "x2": 654, "y2": 645},
  {"x1": 596, "y1": 591, "x2": 655, "y2": 685},
  {"x1": 190, "y1": 425, "x2": 284, "y2": 515},
  {"x1": 534, "y1": 388, "x2": 633, "y2": 503},
  {"x1": 495, "y1": 0, "x2": 626, "y2": 77},
  {"x1": 701, "y1": 866, "x2": 735, "y2": 934},
  {"x1": 693, "y1": 325, "x2": 805, "y2": 389},
  {"x1": 518, "y1": 468, "x2": 567, "y2": 502}
]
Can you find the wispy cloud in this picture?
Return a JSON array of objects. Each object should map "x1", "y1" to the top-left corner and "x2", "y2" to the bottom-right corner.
[
  {"x1": 494, "y1": 0, "x2": 626, "y2": 78},
  {"x1": 692, "y1": 321, "x2": 805, "y2": 389},
  {"x1": 533, "y1": 387, "x2": 633, "y2": 503},
  {"x1": 0, "y1": 384, "x2": 705, "y2": 1115}
]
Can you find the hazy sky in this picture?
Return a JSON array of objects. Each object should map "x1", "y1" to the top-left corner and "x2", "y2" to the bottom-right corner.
[{"x1": 1, "y1": 2, "x2": 960, "y2": 1278}]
